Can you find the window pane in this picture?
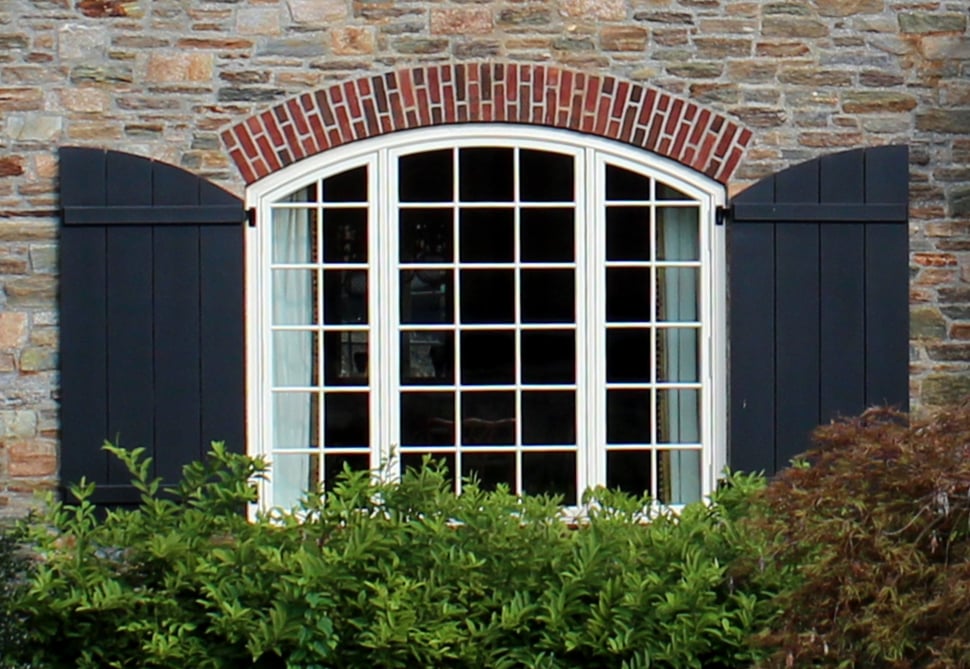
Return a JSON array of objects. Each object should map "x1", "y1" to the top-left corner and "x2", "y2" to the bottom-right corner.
[
  {"x1": 273, "y1": 392, "x2": 318, "y2": 448},
  {"x1": 400, "y1": 270, "x2": 453, "y2": 324},
  {"x1": 323, "y1": 331, "x2": 368, "y2": 386},
  {"x1": 657, "y1": 328, "x2": 698, "y2": 383},
  {"x1": 658, "y1": 450, "x2": 701, "y2": 504},
  {"x1": 523, "y1": 451, "x2": 576, "y2": 504},
  {"x1": 606, "y1": 164, "x2": 650, "y2": 201},
  {"x1": 400, "y1": 149, "x2": 453, "y2": 202},
  {"x1": 272, "y1": 208, "x2": 315, "y2": 263},
  {"x1": 459, "y1": 148, "x2": 513, "y2": 202},
  {"x1": 462, "y1": 452, "x2": 515, "y2": 491},
  {"x1": 401, "y1": 452, "x2": 455, "y2": 484},
  {"x1": 461, "y1": 330, "x2": 515, "y2": 385},
  {"x1": 606, "y1": 206, "x2": 651, "y2": 261},
  {"x1": 323, "y1": 270, "x2": 368, "y2": 324},
  {"x1": 657, "y1": 208, "x2": 699, "y2": 261},
  {"x1": 522, "y1": 330, "x2": 575, "y2": 384},
  {"x1": 656, "y1": 268, "x2": 698, "y2": 322},
  {"x1": 273, "y1": 330, "x2": 316, "y2": 387},
  {"x1": 324, "y1": 393, "x2": 369, "y2": 447},
  {"x1": 657, "y1": 181, "x2": 689, "y2": 201},
  {"x1": 460, "y1": 269, "x2": 514, "y2": 323},
  {"x1": 324, "y1": 454, "x2": 370, "y2": 490},
  {"x1": 520, "y1": 149, "x2": 574, "y2": 202},
  {"x1": 401, "y1": 331, "x2": 454, "y2": 385},
  {"x1": 323, "y1": 208, "x2": 367, "y2": 263},
  {"x1": 461, "y1": 392, "x2": 515, "y2": 445},
  {"x1": 399, "y1": 208, "x2": 453, "y2": 263},
  {"x1": 522, "y1": 391, "x2": 575, "y2": 445},
  {"x1": 323, "y1": 165, "x2": 367, "y2": 202},
  {"x1": 606, "y1": 328, "x2": 651, "y2": 383},
  {"x1": 607, "y1": 450, "x2": 651, "y2": 497},
  {"x1": 273, "y1": 453, "x2": 319, "y2": 508},
  {"x1": 607, "y1": 390, "x2": 651, "y2": 444},
  {"x1": 401, "y1": 392, "x2": 455, "y2": 446},
  {"x1": 657, "y1": 389, "x2": 700, "y2": 444},
  {"x1": 606, "y1": 268, "x2": 651, "y2": 323},
  {"x1": 272, "y1": 270, "x2": 316, "y2": 325},
  {"x1": 521, "y1": 270, "x2": 574, "y2": 323},
  {"x1": 460, "y1": 208, "x2": 514, "y2": 263},
  {"x1": 521, "y1": 208, "x2": 574, "y2": 262},
  {"x1": 281, "y1": 183, "x2": 317, "y2": 203}
]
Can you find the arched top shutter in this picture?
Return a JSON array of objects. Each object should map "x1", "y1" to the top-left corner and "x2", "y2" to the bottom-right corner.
[
  {"x1": 728, "y1": 145, "x2": 909, "y2": 475},
  {"x1": 59, "y1": 147, "x2": 247, "y2": 506}
]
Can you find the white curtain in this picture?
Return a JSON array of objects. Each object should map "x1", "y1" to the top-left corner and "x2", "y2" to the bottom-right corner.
[
  {"x1": 660, "y1": 207, "x2": 701, "y2": 503},
  {"x1": 272, "y1": 204, "x2": 314, "y2": 507}
]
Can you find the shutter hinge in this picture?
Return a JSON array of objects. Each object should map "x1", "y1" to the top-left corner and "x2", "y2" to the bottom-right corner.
[
  {"x1": 715, "y1": 204, "x2": 732, "y2": 226},
  {"x1": 246, "y1": 207, "x2": 257, "y2": 227}
]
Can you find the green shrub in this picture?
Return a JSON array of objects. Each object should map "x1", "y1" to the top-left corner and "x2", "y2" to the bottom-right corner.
[
  {"x1": 749, "y1": 405, "x2": 970, "y2": 668},
  {"x1": 12, "y1": 444, "x2": 782, "y2": 668},
  {"x1": 0, "y1": 522, "x2": 29, "y2": 669}
]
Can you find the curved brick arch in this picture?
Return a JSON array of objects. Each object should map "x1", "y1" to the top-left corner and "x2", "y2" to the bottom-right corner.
[{"x1": 222, "y1": 63, "x2": 752, "y2": 186}]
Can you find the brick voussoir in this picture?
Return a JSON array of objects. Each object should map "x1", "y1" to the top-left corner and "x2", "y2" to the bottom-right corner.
[{"x1": 222, "y1": 63, "x2": 751, "y2": 185}]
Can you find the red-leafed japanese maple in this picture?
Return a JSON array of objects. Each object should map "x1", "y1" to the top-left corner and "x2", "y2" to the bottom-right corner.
[{"x1": 748, "y1": 405, "x2": 970, "y2": 668}]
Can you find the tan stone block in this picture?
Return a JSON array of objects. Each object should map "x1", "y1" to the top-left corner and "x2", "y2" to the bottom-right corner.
[
  {"x1": 58, "y1": 87, "x2": 110, "y2": 113},
  {"x1": 0, "y1": 313, "x2": 27, "y2": 350},
  {"x1": 0, "y1": 221, "x2": 57, "y2": 242},
  {"x1": 237, "y1": 8, "x2": 282, "y2": 35},
  {"x1": 0, "y1": 354, "x2": 15, "y2": 373},
  {"x1": 601, "y1": 26, "x2": 648, "y2": 51},
  {"x1": 57, "y1": 24, "x2": 108, "y2": 60},
  {"x1": 918, "y1": 36, "x2": 970, "y2": 60},
  {"x1": 4, "y1": 276, "x2": 57, "y2": 307},
  {"x1": 560, "y1": 0, "x2": 625, "y2": 21},
  {"x1": 431, "y1": 8, "x2": 493, "y2": 35},
  {"x1": 842, "y1": 91, "x2": 918, "y2": 113},
  {"x1": 763, "y1": 16, "x2": 829, "y2": 38},
  {"x1": 66, "y1": 121, "x2": 124, "y2": 141},
  {"x1": 755, "y1": 41, "x2": 811, "y2": 57},
  {"x1": 0, "y1": 88, "x2": 44, "y2": 112},
  {"x1": 813, "y1": 0, "x2": 884, "y2": 17},
  {"x1": 287, "y1": 0, "x2": 348, "y2": 25},
  {"x1": 331, "y1": 26, "x2": 376, "y2": 55},
  {"x1": 147, "y1": 53, "x2": 214, "y2": 83},
  {"x1": 0, "y1": 412, "x2": 38, "y2": 439},
  {"x1": 7, "y1": 439, "x2": 57, "y2": 478},
  {"x1": 6, "y1": 115, "x2": 63, "y2": 142}
]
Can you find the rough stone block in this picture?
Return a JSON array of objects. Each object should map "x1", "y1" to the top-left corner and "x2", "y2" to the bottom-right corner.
[
  {"x1": 58, "y1": 87, "x2": 110, "y2": 113},
  {"x1": 842, "y1": 91, "x2": 918, "y2": 113},
  {"x1": 431, "y1": 8, "x2": 493, "y2": 35},
  {"x1": 898, "y1": 13, "x2": 967, "y2": 34},
  {"x1": 57, "y1": 24, "x2": 108, "y2": 60},
  {"x1": 5, "y1": 115, "x2": 63, "y2": 142},
  {"x1": 237, "y1": 8, "x2": 282, "y2": 35},
  {"x1": 0, "y1": 88, "x2": 44, "y2": 112},
  {"x1": 0, "y1": 313, "x2": 27, "y2": 350},
  {"x1": 911, "y1": 306, "x2": 947, "y2": 339},
  {"x1": 146, "y1": 53, "x2": 214, "y2": 83},
  {"x1": 763, "y1": 16, "x2": 829, "y2": 38},
  {"x1": 560, "y1": 0, "x2": 625, "y2": 21},
  {"x1": 922, "y1": 374, "x2": 970, "y2": 407},
  {"x1": 0, "y1": 411, "x2": 38, "y2": 439},
  {"x1": 19, "y1": 348, "x2": 57, "y2": 372},
  {"x1": 814, "y1": 0, "x2": 884, "y2": 17},
  {"x1": 950, "y1": 186, "x2": 970, "y2": 218},
  {"x1": 4, "y1": 276, "x2": 57, "y2": 307},
  {"x1": 288, "y1": 0, "x2": 349, "y2": 25},
  {"x1": 601, "y1": 26, "x2": 648, "y2": 51},
  {"x1": 7, "y1": 438, "x2": 56, "y2": 478},
  {"x1": 332, "y1": 27, "x2": 376, "y2": 55},
  {"x1": 0, "y1": 157, "x2": 25, "y2": 177}
]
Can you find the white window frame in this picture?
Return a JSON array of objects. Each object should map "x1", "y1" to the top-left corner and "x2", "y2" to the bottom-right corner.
[{"x1": 246, "y1": 125, "x2": 727, "y2": 510}]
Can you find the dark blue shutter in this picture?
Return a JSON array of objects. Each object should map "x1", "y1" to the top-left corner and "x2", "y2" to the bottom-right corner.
[
  {"x1": 59, "y1": 147, "x2": 246, "y2": 505},
  {"x1": 728, "y1": 145, "x2": 909, "y2": 474}
]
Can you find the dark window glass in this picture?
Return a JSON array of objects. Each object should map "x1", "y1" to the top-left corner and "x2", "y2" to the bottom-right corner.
[
  {"x1": 401, "y1": 452, "x2": 455, "y2": 485},
  {"x1": 323, "y1": 270, "x2": 367, "y2": 324},
  {"x1": 324, "y1": 393, "x2": 369, "y2": 446},
  {"x1": 607, "y1": 450, "x2": 651, "y2": 496},
  {"x1": 521, "y1": 269, "x2": 574, "y2": 323},
  {"x1": 460, "y1": 269, "x2": 514, "y2": 323},
  {"x1": 284, "y1": 183, "x2": 317, "y2": 203},
  {"x1": 461, "y1": 330, "x2": 515, "y2": 385},
  {"x1": 323, "y1": 331, "x2": 368, "y2": 386},
  {"x1": 462, "y1": 452, "x2": 515, "y2": 491},
  {"x1": 657, "y1": 182, "x2": 689, "y2": 200},
  {"x1": 606, "y1": 268, "x2": 651, "y2": 323},
  {"x1": 519, "y1": 150, "x2": 574, "y2": 202},
  {"x1": 401, "y1": 392, "x2": 455, "y2": 446},
  {"x1": 606, "y1": 206, "x2": 651, "y2": 261},
  {"x1": 459, "y1": 148, "x2": 514, "y2": 202},
  {"x1": 323, "y1": 208, "x2": 367, "y2": 263},
  {"x1": 606, "y1": 329, "x2": 651, "y2": 383},
  {"x1": 523, "y1": 451, "x2": 576, "y2": 504},
  {"x1": 323, "y1": 165, "x2": 367, "y2": 202},
  {"x1": 460, "y1": 208, "x2": 514, "y2": 263},
  {"x1": 400, "y1": 270, "x2": 453, "y2": 324},
  {"x1": 399, "y1": 209, "x2": 453, "y2": 263},
  {"x1": 607, "y1": 390, "x2": 651, "y2": 444},
  {"x1": 521, "y1": 330, "x2": 575, "y2": 384},
  {"x1": 324, "y1": 453, "x2": 370, "y2": 490},
  {"x1": 461, "y1": 391, "x2": 515, "y2": 445},
  {"x1": 522, "y1": 391, "x2": 575, "y2": 444},
  {"x1": 400, "y1": 150, "x2": 453, "y2": 202},
  {"x1": 521, "y1": 208, "x2": 574, "y2": 263},
  {"x1": 400, "y1": 331, "x2": 454, "y2": 385},
  {"x1": 606, "y1": 164, "x2": 651, "y2": 201}
]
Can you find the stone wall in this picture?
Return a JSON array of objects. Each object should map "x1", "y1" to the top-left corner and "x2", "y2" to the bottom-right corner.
[{"x1": 1, "y1": 0, "x2": 968, "y2": 516}]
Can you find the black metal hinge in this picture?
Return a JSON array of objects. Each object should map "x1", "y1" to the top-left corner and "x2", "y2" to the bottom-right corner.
[
  {"x1": 247, "y1": 207, "x2": 257, "y2": 227},
  {"x1": 715, "y1": 204, "x2": 731, "y2": 226}
]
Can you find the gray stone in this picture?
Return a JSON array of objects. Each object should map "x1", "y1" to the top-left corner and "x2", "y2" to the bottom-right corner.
[
  {"x1": 217, "y1": 87, "x2": 288, "y2": 102},
  {"x1": 29, "y1": 245, "x2": 56, "y2": 274},
  {"x1": 922, "y1": 374, "x2": 970, "y2": 407},
  {"x1": 5, "y1": 115, "x2": 63, "y2": 142},
  {"x1": 950, "y1": 186, "x2": 970, "y2": 218},
  {"x1": 70, "y1": 65, "x2": 134, "y2": 84},
  {"x1": 898, "y1": 13, "x2": 967, "y2": 34},
  {"x1": 58, "y1": 24, "x2": 108, "y2": 60},
  {"x1": 910, "y1": 306, "x2": 947, "y2": 339},
  {"x1": 257, "y1": 39, "x2": 327, "y2": 58},
  {"x1": 916, "y1": 110, "x2": 970, "y2": 133}
]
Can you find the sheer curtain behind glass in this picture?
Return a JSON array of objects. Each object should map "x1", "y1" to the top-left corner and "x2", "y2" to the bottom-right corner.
[
  {"x1": 659, "y1": 206, "x2": 701, "y2": 503},
  {"x1": 272, "y1": 198, "x2": 314, "y2": 507}
]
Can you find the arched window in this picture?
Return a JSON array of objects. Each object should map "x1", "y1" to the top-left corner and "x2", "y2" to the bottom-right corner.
[{"x1": 246, "y1": 126, "x2": 726, "y2": 508}]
